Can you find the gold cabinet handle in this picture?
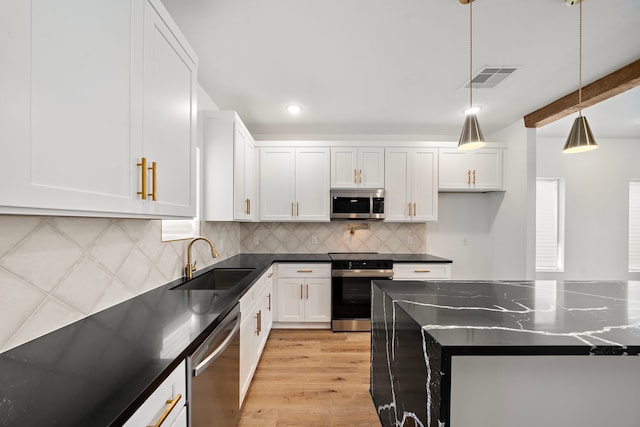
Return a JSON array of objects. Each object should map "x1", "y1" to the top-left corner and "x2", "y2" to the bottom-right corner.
[
  {"x1": 148, "y1": 161, "x2": 157, "y2": 201},
  {"x1": 291, "y1": 202, "x2": 294, "y2": 217},
  {"x1": 414, "y1": 269, "x2": 431, "y2": 273},
  {"x1": 472, "y1": 170, "x2": 476, "y2": 185},
  {"x1": 296, "y1": 202, "x2": 299, "y2": 217},
  {"x1": 408, "y1": 203, "x2": 412, "y2": 216},
  {"x1": 353, "y1": 169, "x2": 357, "y2": 183},
  {"x1": 297, "y1": 269, "x2": 313, "y2": 273},
  {"x1": 359, "y1": 169, "x2": 362, "y2": 183},
  {"x1": 267, "y1": 293, "x2": 272, "y2": 311},
  {"x1": 245, "y1": 199, "x2": 249, "y2": 215},
  {"x1": 300, "y1": 284, "x2": 303, "y2": 299},
  {"x1": 147, "y1": 393, "x2": 182, "y2": 427},
  {"x1": 305, "y1": 284, "x2": 309, "y2": 299},
  {"x1": 268, "y1": 272, "x2": 273, "y2": 278},
  {"x1": 258, "y1": 310, "x2": 262, "y2": 335},
  {"x1": 467, "y1": 169, "x2": 471, "y2": 185},
  {"x1": 137, "y1": 157, "x2": 147, "y2": 200},
  {"x1": 413, "y1": 202, "x2": 417, "y2": 217}
]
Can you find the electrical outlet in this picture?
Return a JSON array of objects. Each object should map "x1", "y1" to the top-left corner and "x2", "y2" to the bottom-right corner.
[
  {"x1": 311, "y1": 235, "x2": 318, "y2": 245},
  {"x1": 407, "y1": 236, "x2": 414, "y2": 245},
  {"x1": 253, "y1": 235, "x2": 260, "y2": 245}
]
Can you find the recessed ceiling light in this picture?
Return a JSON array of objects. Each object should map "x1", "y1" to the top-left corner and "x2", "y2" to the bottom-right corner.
[
  {"x1": 464, "y1": 106, "x2": 480, "y2": 115},
  {"x1": 286, "y1": 104, "x2": 302, "y2": 114}
]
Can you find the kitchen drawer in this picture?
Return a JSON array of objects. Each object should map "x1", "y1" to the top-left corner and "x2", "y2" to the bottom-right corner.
[
  {"x1": 278, "y1": 263, "x2": 331, "y2": 278},
  {"x1": 123, "y1": 360, "x2": 186, "y2": 427},
  {"x1": 393, "y1": 263, "x2": 452, "y2": 280},
  {"x1": 240, "y1": 272, "x2": 267, "y2": 313}
]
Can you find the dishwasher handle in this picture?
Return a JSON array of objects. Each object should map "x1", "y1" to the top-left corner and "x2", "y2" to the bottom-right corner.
[{"x1": 193, "y1": 316, "x2": 240, "y2": 377}]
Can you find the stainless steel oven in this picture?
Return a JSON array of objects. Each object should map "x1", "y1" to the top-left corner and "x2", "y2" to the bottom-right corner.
[{"x1": 330, "y1": 253, "x2": 393, "y2": 332}]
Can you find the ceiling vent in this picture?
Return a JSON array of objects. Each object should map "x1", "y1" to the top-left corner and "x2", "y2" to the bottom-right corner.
[{"x1": 464, "y1": 66, "x2": 517, "y2": 89}]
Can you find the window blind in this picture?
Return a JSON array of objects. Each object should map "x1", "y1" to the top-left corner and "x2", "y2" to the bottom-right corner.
[
  {"x1": 536, "y1": 179, "x2": 563, "y2": 272},
  {"x1": 630, "y1": 181, "x2": 640, "y2": 272}
]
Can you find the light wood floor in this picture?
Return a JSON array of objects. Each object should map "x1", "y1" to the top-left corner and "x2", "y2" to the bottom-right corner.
[{"x1": 238, "y1": 329, "x2": 381, "y2": 427}]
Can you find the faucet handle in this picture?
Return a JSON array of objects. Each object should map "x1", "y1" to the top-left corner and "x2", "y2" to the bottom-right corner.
[{"x1": 193, "y1": 261, "x2": 197, "y2": 271}]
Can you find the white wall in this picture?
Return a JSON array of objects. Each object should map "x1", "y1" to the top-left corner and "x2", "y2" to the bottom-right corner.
[
  {"x1": 428, "y1": 121, "x2": 534, "y2": 280},
  {"x1": 537, "y1": 136, "x2": 640, "y2": 280},
  {"x1": 489, "y1": 122, "x2": 536, "y2": 280}
]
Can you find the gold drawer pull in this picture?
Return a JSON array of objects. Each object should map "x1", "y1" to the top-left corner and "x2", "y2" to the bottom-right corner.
[
  {"x1": 467, "y1": 169, "x2": 471, "y2": 185},
  {"x1": 472, "y1": 169, "x2": 476, "y2": 185},
  {"x1": 414, "y1": 269, "x2": 431, "y2": 273},
  {"x1": 148, "y1": 161, "x2": 157, "y2": 201},
  {"x1": 137, "y1": 157, "x2": 147, "y2": 200},
  {"x1": 297, "y1": 269, "x2": 313, "y2": 273},
  {"x1": 147, "y1": 393, "x2": 182, "y2": 427}
]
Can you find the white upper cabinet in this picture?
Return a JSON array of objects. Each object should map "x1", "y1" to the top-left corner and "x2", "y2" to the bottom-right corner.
[
  {"x1": 438, "y1": 148, "x2": 504, "y2": 192},
  {"x1": 331, "y1": 147, "x2": 384, "y2": 189},
  {"x1": 385, "y1": 148, "x2": 438, "y2": 222},
  {"x1": 0, "y1": 0, "x2": 197, "y2": 218},
  {"x1": 260, "y1": 147, "x2": 330, "y2": 222},
  {"x1": 203, "y1": 111, "x2": 256, "y2": 221}
]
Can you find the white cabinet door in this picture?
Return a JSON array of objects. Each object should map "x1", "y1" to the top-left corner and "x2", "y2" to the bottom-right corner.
[
  {"x1": 233, "y1": 125, "x2": 255, "y2": 221},
  {"x1": 263, "y1": 268, "x2": 274, "y2": 332},
  {"x1": 260, "y1": 147, "x2": 330, "y2": 222},
  {"x1": 385, "y1": 149, "x2": 412, "y2": 221},
  {"x1": 331, "y1": 147, "x2": 358, "y2": 188},
  {"x1": 141, "y1": 0, "x2": 197, "y2": 217},
  {"x1": 0, "y1": 0, "x2": 197, "y2": 218},
  {"x1": 439, "y1": 148, "x2": 504, "y2": 191},
  {"x1": 358, "y1": 147, "x2": 385, "y2": 188},
  {"x1": 295, "y1": 148, "x2": 330, "y2": 221},
  {"x1": 304, "y1": 278, "x2": 331, "y2": 322},
  {"x1": 330, "y1": 147, "x2": 384, "y2": 189},
  {"x1": 0, "y1": 0, "x2": 141, "y2": 215},
  {"x1": 385, "y1": 148, "x2": 437, "y2": 222},
  {"x1": 277, "y1": 278, "x2": 306, "y2": 322},
  {"x1": 412, "y1": 149, "x2": 438, "y2": 221},
  {"x1": 239, "y1": 306, "x2": 257, "y2": 404},
  {"x1": 259, "y1": 148, "x2": 296, "y2": 221}
]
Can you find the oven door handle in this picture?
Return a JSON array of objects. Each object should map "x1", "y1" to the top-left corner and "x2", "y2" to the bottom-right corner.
[{"x1": 331, "y1": 269, "x2": 394, "y2": 278}]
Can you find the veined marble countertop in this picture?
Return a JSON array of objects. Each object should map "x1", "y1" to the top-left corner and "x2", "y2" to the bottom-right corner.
[{"x1": 373, "y1": 279, "x2": 640, "y2": 354}]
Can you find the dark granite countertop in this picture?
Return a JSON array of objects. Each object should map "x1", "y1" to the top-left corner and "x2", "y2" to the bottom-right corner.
[
  {"x1": 0, "y1": 252, "x2": 448, "y2": 426},
  {"x1": 373, "y1": 279, "x2": 640, "y2": 355}
]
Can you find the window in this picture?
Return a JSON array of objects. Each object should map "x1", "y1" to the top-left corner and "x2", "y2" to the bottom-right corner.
[
  {"x1": 630, "y1": 181, "x2": 640, "y2": 272},
  {"x1": 536, "y1": 178, "x2": 564, "y2": 272}
]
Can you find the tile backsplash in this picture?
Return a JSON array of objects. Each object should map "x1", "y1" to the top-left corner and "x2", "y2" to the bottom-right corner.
[
  {"x1": 240, "y1": 221, "x2": 426, "y2": 253},
  {"x1": 0, "y1": 216, "x2": 240, "y2": 353},
  {"x1": 0, "y1": 216, "x2": 423, "y2": 353}
]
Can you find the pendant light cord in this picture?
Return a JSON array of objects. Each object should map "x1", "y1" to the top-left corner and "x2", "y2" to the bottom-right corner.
[
  {"x1": 578, "y1": 0, "x2": 582, "y2": 115},
  {"x1": 469, "y1": 0, "x2": 473, "y2": 110}
]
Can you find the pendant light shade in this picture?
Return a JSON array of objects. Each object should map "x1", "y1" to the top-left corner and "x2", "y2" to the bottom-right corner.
[
  {"x1": 563, "y1": 0, "x2": 598, "y2": 154},
  {"x1": 458, "y1": 113, "x2": 486, "y2": 150},
  {"x1": 562, "y1": 115, "x2": 598, "y2": 153},
  {"x1": 458, "y1": 0, "x2": 486, "y2": 151}
]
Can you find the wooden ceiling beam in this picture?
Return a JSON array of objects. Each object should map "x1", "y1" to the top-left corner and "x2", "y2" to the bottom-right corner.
[{"x1": 523, "y1": 58, "x2": 640, "y2": 128}]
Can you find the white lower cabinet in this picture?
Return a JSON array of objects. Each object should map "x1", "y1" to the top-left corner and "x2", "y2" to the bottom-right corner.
[
  {"x1": 123, "y1": 360, "x2": 187, "y2": 427},
  {"x1": 275, "y1": 264, "x2": 331, "y2": 325},
  {"x1": 239, "y1": 268, "x2": 273, "y2": 406},
  {"x1": 393, "y1": 263, "x2": 452, "y2": 280}
]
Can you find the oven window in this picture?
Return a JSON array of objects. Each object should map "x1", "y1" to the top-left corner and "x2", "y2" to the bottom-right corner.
[
  {"x1": 333, "y1": 197, "x2": 370, "y2": 214},
  {"x1": 332, "y1": 276, "x2": 372, "y2": 320}
]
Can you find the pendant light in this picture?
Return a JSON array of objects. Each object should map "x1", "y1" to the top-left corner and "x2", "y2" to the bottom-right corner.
[
  {"x1": 562, "y1": 0, "x2": 598, "y2": 154},
  {"x1": 458, "y1": 0, "x2": 486, "y2": 151}
]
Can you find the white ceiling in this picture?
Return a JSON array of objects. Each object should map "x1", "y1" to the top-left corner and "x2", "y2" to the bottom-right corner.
[{"x1": 162, "y1": 0, "x2": 640, "y2": 139}]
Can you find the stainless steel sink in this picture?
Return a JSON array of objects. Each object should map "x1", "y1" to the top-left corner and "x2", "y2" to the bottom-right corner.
[{"x1": 172, "y1": 268, "x2": 254, "y2": 291}]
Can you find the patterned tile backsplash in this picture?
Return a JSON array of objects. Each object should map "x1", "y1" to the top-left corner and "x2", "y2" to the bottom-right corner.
[
  {"x1": 240, "y1": 222, "x2": 426, "y2": 253},
  {"x1": 0, "y1": 216, "x2": 240, "y2": 354},
  {"x1": 0, "y1": 216, "x2": 423, "y2": 354}
]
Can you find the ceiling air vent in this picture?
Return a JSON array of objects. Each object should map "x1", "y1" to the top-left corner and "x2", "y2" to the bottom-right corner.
[{"x1": 464, "y1": 66, "x2": 517, "y2": 89}]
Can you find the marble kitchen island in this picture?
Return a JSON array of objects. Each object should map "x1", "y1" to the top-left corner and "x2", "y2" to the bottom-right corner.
[{"x1": 371, "y1": 280, "x2": 640, "y2": 427}]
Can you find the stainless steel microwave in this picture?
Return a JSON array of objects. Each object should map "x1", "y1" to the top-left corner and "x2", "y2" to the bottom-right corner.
[{"x1": 330, "y1": 189, "x2": 385, "y2": 220}]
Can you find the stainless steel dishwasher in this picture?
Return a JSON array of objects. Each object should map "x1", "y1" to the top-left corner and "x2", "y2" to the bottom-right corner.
[{"x1": 188, "y1": 304, "x2": 240, "y2": 426}]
